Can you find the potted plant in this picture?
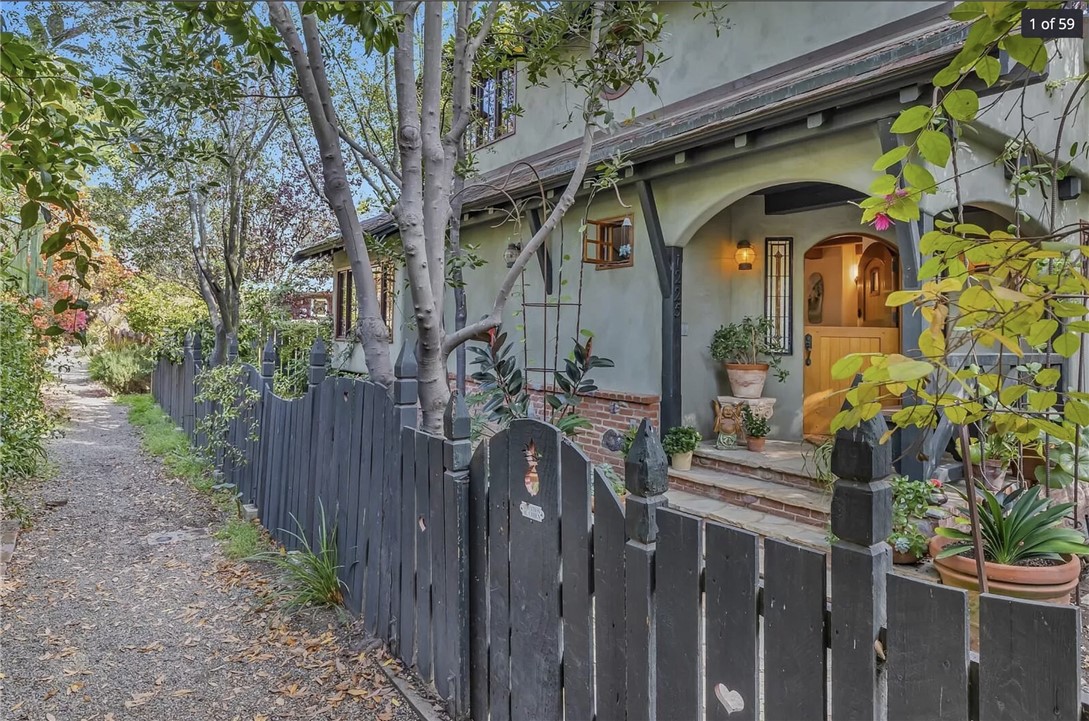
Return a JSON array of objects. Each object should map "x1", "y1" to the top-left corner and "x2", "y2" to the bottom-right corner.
[
  {"x1": 741, "y1": 405, "x2": 769, "y2": 452},
  {"x1": 888, "y1": 476, "x2": 947, "y2": 564},
  {"x1": 929, "y1": 485, "x2": 1089, "y2": 603},
  {"x1": 662, "y1": 426, "x2": 701, "y2": 471},
  {"x1": 709, "y1": 316, "x2": 788, "y2": 399},
  {"x1": 962, "y1": 429, "x2": 1018, "y2": 491},
  {"x1": 1034, "y1": 434, "x2": 1089, "y2": 488},
  {"x1": 593, "y1": 463, "x2": 628, "y2": 511}
]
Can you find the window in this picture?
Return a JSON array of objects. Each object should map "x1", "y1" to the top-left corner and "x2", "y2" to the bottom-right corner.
[
  {"x1": 582, "y1": 216, "x2": 634, "y2": 269},
  {"x1": 311, "y1": 297, "x2": 329, "y2": 317},
  {"x1": 333, "y1": 265, "x2": 395, "y2": 342},
  {"x1": 471, "y1": 67, "x2": 516, "y2": 148},
  {"x1": 764, "y1": 237, "x2": 793, "y2": 354}
]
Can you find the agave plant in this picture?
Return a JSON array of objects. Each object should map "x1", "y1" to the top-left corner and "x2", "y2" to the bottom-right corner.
[{"x1": 934, "y1": 485, "x2": 1089, "y2": 566}]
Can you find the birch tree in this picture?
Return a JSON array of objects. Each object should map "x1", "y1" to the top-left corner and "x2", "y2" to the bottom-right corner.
[{"x1": 190, "y1": 1, "x2": 683, "y2": 432}]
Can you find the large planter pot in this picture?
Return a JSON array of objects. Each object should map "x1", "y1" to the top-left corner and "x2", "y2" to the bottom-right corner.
[
  {"x1": 971, "y1": 459, "x2": 1010, "y2": 491},
  {"x1": 746, "y1": 437, "x2": 766, "y2": 452},
  {"x1": 670, "y1": 451, "x2": 693, "y2": 471},
  {"x1": 725, "y1": 363, "x2": 769, "y2": 399},
  {"x1": 928, "y1": 536, "x2": 1081, "y2": 604}
]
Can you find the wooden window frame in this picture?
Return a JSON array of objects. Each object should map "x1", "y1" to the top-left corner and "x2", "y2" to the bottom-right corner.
[
  {"x1": 582, "y1": 215, "x2": 635, "y2": 270},
  {"x1": 764, "y1": 237, "x2": 794, "y2": 354},
  {"x1": 334, "y1": 265, "x2": 396, "y2": 342},
  {"x1": 470, "y1": 66, "x2": 517, "y2": 150}
]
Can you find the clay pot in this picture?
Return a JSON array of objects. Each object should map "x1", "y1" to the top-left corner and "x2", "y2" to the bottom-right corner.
[
  {"x1": 746, "y1": 437, "x2": 766, "y2": 452},
  {"x1": 928, "y1": 536, "x2": 1081, "y2": 603},
  {"x1": 725, "y1": 363, "x2": 769, "y2": 399},
  {"x1": 971, "y1": 459, "x2": 1010, "y2": 491},
  {"x1": 893, "y1": 550, "x2": 922, "y2": 565},
  {"x1": 670, "y1": 451, "x2": 693, "y2": 471},
  {"x1": 1020, "y1": 449, "x2": 1047, "y2": 485}
]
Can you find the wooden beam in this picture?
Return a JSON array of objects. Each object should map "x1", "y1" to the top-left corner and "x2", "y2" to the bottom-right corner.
[{"x1": 637, "y1": 180, "x2": 682, "y2": 432}]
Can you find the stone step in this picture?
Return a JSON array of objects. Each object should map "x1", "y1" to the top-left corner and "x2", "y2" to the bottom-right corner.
[
  {"x1": 691, "y1": 440, "x2": 826, "y2": 491},
  {"x1": 665, "y1": 488, "x2": 829, "y2": 552},
  {"x1": 669, "y1": 466, "x2": 831, "y2": 527}
]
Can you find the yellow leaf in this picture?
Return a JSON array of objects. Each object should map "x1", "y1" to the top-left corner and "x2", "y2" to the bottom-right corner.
[
  {"x1": 1053, "y1": 332, "x2": 1080, "y2": 358},
  {"x1": 886, "y1": 359, "x2": 933, "y2": 383},
  {"x1": 1064, "y1": 400, "x2": 1089, "y2": 426},
  {"x1": 830, "y1": 354, "x2": 864, "y2": 380},
  {"x1": 885, "y1": 290, "x2": 921, "y2": 307}
]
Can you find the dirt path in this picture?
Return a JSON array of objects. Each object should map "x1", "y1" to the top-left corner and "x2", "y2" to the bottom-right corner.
[{"x1": 0, "y1": 359, "x2": 418, "y2": 721}]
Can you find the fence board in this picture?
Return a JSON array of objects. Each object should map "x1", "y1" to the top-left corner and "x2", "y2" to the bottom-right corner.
[
  {"x1": 764, "y1": 539, "x2": 827, "y2": 721},
  {"x1": 468, "y1": 441, "x2": 489, "y2": 721},
  {"x1": 560, "y1": 442, "x2": 593, "y2": 721},
  {"x1": 506, "y1": 420, "x2": 562, "y2": 721},
  {"x1": 415, "y1": 431, "x2": 433, "y2": 678},
  {"x1": 593, "y1": 471, "x2": 626, "y2": 721},
  {"x1": 705, "y1": 523, "x2": 759, "y2": 721},
  {"x1": 380, "y1": 391, "x2": 400, "y2": 645},
  {"x1": 375, "y1": 392, "x2": 393, "y2": 639},
  {"x1": 429, "y1": 434, "x2": 449, "y2": 696},
  {"x1": 655, "y1": 508, "x2": 703, "y2": 721},
  {"x1": 398, "y1": 427, "x2": 417, "y2": 668},
  {"x1": 487, "y1": 428, "x2": 512, "y2": 721},
  {"x1": 344, "y1": 382, "x2": 365, "y2": 614},
  {"x1": 362, "y1": 383, "x2": 382, "y2": 633},
  {"x1": 979, "y1": 594, "x2": 1080, "y2": 721},
  {"x1": 333, "y1": 379, "x2": 354, "y2": 591},
  {"x1": 886, "y1": 574, "x2": 968, "y2": 721}
]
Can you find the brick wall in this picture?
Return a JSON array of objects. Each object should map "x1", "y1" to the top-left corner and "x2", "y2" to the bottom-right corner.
[{"x1": 459, "y1": 376, "x2": 660, "y2": 471}]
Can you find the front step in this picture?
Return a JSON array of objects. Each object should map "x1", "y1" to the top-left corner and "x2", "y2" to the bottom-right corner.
[
  {"x1": 691, "y1": 440, "x2": 825, "y2": 491},
  {"x1": 668, "y1": 466, "x2": 830, "y2": 527},
  {"x1": 665, "y1": 488, "x2": 829, "y2": 552}
]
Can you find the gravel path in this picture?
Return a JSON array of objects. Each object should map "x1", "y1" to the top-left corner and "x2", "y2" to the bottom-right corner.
[{"x1": 0, "y1": 359, "x2": 421, "y2": 721}]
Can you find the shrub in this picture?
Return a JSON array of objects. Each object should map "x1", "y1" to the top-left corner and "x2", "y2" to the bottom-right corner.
[
  {"x1": 741, "y1": 405, "x2": 769, "y2": 438},
  {"x1": 194, "y1": 362, "x2": 261, "y2": 467},
  {"x1": 0, "y1": 299, "x2": 52, "y2": 519},
  {"x1": 662, "y1": 425, "x2": 701, "y2": 456},
  {"x1": 252, "y1": 501, "x2": 346, "y2": 608},
  {"x1": 709, "y1": 316, "x2": 788, "y2": 381},
  {"x1": 89, "y1": 345, "x2": 153, "y2": 394}
]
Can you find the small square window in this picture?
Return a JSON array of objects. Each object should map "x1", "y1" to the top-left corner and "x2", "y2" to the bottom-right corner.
[{"x1": 582, "y1": 216, "x2": 634, "y2": 269}]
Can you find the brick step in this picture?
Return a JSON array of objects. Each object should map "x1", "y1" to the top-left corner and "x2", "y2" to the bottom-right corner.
[
  {"x1": 668, "y1": 465, "x2": 831, "y2": 527},
  {"x1": 691, "y1": 440, "x2": 826, "y2": 491},
  {"x1": 665, "y1": 488, "x2": 829, "y2": 552}
]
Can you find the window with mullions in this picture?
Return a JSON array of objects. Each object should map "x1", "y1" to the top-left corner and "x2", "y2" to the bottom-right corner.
[
  {"x1": 334, "y1": 265, "x2": 396, "y2": 342},
  {"x1": 471, "y1": 67, "x2": 516, "y2": 148},
  {"x1": 764, "y1": 237, "x2": 793, "y2": 354},
  {"x1": 582, "y1": 216, "x2": 634, "y2": 269}
]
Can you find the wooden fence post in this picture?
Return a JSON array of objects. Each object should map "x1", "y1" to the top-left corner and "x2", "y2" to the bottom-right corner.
[
  {"x1": 829, "y1": 409, "x2": 893, "y2": 721},
  {"x1": 393, "y1": 332, "x2": 419, "y2": 429},
  {"x1": 443, "y1": 393, "x2": 472, "y2": 720},
  {"x1": 624, "y1": 419, "x2": 669, "y2": 721},
  {"x1": 227, "y1": 334, "x2": 239, "y2": 362},
  {"x1": 306, "y1": 338, "x2": 327, "y2": 547},
  {"x1": 261, "y1": 337, "x2": 277, "y2": 389},
  {"x1": 191, "y1": 333, "x2": 205, "y2": 448}
]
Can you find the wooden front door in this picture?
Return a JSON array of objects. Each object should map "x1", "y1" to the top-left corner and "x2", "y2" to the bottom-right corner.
[{"x1": 802, "y1": 326, "x2": 899, "y2": 438}]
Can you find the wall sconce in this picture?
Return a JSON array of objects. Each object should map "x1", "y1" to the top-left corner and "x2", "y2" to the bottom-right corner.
[
  {"x1": 735, "y1": 240, "x2": 755, "y2": 270},
  {"x1": 504, "y1": 242, "x2": 522, "y2": 268}
]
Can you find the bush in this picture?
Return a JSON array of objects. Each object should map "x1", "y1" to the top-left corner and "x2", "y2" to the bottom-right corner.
[
  {"x1": 0, "y1": 299, "x2": 52, "y2": 518},
  {"x1": 89, "y1": 346, "x2": 153, "y2": 394},
  {"x1": 662, "y1": 425, "x2": 702, "y2": 456}
]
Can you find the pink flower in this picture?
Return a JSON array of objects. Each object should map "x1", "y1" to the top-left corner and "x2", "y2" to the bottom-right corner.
[
  {"x1": 929, "y1": 478, "x2": 942, "y2": 488},
  {"x1": 872, "y1": 213, "x2": 893, "y2": 231}
]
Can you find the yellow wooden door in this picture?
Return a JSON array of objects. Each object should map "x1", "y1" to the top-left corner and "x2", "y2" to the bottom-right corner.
[{"x1": 802, "y1": 326, "x2": 899, "y2": 439}]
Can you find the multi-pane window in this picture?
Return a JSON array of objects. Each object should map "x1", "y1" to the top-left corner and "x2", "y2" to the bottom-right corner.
[
  {"x1": 471, "y1": 68, "x2": 516, "y2": 148},
  {"x1": 334, "y1": 264, "x2": 395, "y2": 342},
  {"x1": 582, "y1": 216, "x2": 634, "y2": 269},
  {"x1": 764, "y1": 237, "x2": 793, "y2": 354}
]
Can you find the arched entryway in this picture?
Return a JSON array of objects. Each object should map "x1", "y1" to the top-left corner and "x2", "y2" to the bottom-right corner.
[{"x1": 801, "y1": 234, "x2": 900, "y2": 439}]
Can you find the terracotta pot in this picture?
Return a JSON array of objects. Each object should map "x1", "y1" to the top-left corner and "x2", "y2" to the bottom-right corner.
[
  {"x1": 893, "y1": 550, "x2": 922, "y2": 565},
  {"x1": 725, "y1": 363, "x2": 769, "y2": 399},
  {"x1": 746, "y1": 437, "x2": 766, "y2": 452},
  {"x1": 971, "y1": 460, "x2": 1010, "y2": 492},
  {"x1": 670, "y1": 451, "x2": 693, "y2": 471},
  {"x1": 1020, "y1": 449, "x2": 1047, "y2": 485},
  {"x1": 928, "y1": 536, "x2": 1081, "y2": 603}
]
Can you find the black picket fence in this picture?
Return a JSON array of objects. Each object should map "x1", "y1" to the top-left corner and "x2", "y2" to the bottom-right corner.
[{"x1": 153, "y1": 333, "x2": 1084, "y2": 721}]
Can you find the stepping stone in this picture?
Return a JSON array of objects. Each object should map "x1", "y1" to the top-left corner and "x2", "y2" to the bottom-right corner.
[{"x1": 144, "y1": 528, "x2": 209, "y2": 545}]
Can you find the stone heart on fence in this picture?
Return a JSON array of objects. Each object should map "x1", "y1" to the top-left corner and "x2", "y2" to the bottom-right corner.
[{"x1": 714, "y1": 683, "x2": 745, "y2": 715}]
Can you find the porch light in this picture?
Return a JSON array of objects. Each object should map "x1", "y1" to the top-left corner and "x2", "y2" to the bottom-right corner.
[
  {"x1": 504, "y1": 242, "x2": 522, "y2": 268},
  {"x1": 735, "y1": 240, "x2": 755, "y2": 270}
]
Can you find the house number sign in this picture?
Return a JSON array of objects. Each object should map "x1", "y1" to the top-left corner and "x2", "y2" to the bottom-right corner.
[{"x1": 519, "y1": 501, "x2": 544, "y2": 523}]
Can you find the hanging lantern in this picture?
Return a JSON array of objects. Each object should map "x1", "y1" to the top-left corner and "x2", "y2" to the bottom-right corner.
[
  {"x1": 735, "y1": 239, "x2": 755, "y2": 270},
  {"x1": 504, "y1": 242, "x2": 522, "y2": 268},
  {"x1": 616, "y1": 217, "x2": 634, "y2": 258}
]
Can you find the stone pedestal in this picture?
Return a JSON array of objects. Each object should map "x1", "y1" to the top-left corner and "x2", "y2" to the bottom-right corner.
[{"x1": 712, "y1": 395, "x2": 776, "y2": 447}]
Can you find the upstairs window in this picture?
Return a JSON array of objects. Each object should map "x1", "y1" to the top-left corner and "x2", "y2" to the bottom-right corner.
[
  {"x1": 582, "y1": 216, "x2": 634, "y2": 269},
  {"x1": 334, "y1": 264, "x2": 396, "y2": 342},
  {"x1": 471, "y1": 67, "x2": 516, "y2": 148}
]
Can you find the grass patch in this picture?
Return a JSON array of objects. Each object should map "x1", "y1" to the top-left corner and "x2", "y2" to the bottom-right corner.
[
  {"x1": 215, "y1": 517, "x2": 269, "y2": 559},
  {"x1": 251, "y1": 501, "x2": 345, "y2": 609}
]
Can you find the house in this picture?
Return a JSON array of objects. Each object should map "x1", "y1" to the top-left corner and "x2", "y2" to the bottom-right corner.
[{"x1": 296, "y1": 2, "x2": 1089, "y2": 487}]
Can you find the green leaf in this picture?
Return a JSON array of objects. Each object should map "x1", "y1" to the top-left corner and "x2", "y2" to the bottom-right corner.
[
  {"x1": 53, "y1": 298, "x2": 70, "y2": 314},
  {"x1": 831, "y1": 355, "x2": 864, "y2": 380},
  {"x1": 1002, "y1": 34, "x2": 1047, "y2": 72},
  {"x1": 1026, "y1": 319, "x2": 1058, "y2": 347},
  {"x1": 903, "y1": 163, "x2": 936, "y2": 192},
  {"x1": 19, "y1": 200, "x2": 40, "y2": 229},
  {"x1": 872, "y1": 145, "x2": 910, "y2": 171},
  {"x1": 886, "y1": 359, "x2": 933, "y2": 383},
  {"x1": 942, "y1": 90, "x2": 979, "y2": 122},
  {"x1": 974, "y1": 54, "x2": 1001, "y2": 86},
  {"x1": 869, "y1": 175, "x2": 898, "y2": 195},
  {"x1": 1064, "y1": 400, "x2": 1089, "y2": 427},
  {"x1": 889, "y1": 106, "x2": 933, "y2": 134},
  {"x1": 917, "y1": 129, "x2": 952, "y2": 167},
  {"x1": 1053, "y1": 332, "x2": 1080, "y2": 358}
]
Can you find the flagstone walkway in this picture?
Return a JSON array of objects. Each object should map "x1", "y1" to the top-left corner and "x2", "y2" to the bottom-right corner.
[{"x1": 0, "y1": 358, "x2": 421, "y2": 721}]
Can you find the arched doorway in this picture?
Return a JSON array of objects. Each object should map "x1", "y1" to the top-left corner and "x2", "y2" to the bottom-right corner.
[{"x1": 801, "y1": 234, "x2": 900, "y2": 439}]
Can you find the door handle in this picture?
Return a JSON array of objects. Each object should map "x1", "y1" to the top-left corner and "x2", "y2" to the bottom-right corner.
[{"x1": 804, "y1": 333, "x2": 813, "y2": 366}]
